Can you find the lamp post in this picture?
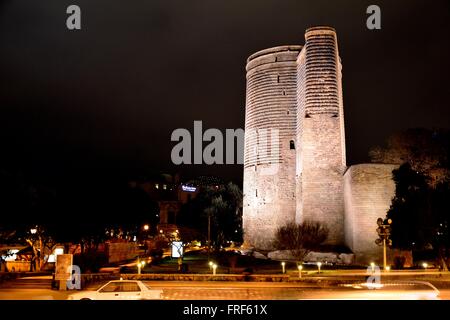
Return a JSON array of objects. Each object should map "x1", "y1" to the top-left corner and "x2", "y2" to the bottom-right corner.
[
  {"x1": 207, "y1": 212, "x2": 211, "y2": 263},
  {"x1": 137, "y1": 259, "x2": 145, "y2": 275},
  {"x1": 137, "y1": 259, "x2": 141, "y2": 275},
  {"x1": 281, "y1": 262, "x2": 286, "y2": 274},
  {"x1": 298, "y1": 265, "x2": 303, "y2": 278},
  {"x1": 317, "y1": 262, "x2": 322, "y2": 274},
  {"x1": 212, "y1": 264, "x2": 217, "y2": 275}
]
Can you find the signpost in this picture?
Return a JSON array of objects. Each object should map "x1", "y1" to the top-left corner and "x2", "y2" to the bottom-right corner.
[{"x1": 55, "y1": 254, "x2": 73, "y2": 291}]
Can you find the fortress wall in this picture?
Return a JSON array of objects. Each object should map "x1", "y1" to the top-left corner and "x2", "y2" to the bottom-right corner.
[
  {"x1": 344, "y1": 164, "x2": 398, "y2": 264},
  {"x1": 243, "y1": 46, "x2": 301, "y2": 250}
]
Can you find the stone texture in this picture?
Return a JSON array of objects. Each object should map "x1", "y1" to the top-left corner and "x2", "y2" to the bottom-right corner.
[
  {"x1": 267, "y1": 250, "x2": 354, "y2": 265},
  {"x1": 337, "y1": 253, "x2": 355, "y2": 265},
  {"x1": 243, "y1": 46, "x2": 301, "y2": 250},
  {"x1": 267, "y1": 250, "x2": 295, "y2": 261},
  {"x1": 344, "y1": 164, "x2": 398, "y2": 265},
  {"x1": 296, "y1": 27, "x2": 346, "y2": 245},
  {"x1": 304, "y1": 252, "x2": 338, "y2": 263},
  {"x1": 253, "y1": 251, "x2": 268, "y2": 260}
]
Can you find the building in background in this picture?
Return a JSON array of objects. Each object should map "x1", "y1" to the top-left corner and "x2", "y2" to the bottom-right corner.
[{"x1": 129, "y1": 174, "x2": 225, "y2": 234}]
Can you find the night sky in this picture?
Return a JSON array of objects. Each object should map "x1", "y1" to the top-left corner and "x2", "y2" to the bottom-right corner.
[{"x1": 1, "y1": 0, "x2": 450, "y2": 188}]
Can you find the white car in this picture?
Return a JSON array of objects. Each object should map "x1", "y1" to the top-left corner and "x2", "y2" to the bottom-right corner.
[{"x1": 67, "y1": 280, "x2": 163, "y2": 300}]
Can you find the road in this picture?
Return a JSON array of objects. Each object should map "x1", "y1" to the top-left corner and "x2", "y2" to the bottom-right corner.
[{"x1": 1, "y1": 281, "x2": 449, "y2": 300}]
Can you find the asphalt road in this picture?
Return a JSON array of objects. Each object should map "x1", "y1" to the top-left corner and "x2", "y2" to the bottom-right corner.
[{"x1": 0, "y1": 281, "x2": 449, "y2": 300}]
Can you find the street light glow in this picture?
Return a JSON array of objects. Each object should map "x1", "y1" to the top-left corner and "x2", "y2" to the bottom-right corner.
[{"x1": 143, "y1": 225, "x2": 149, "y2": 231}]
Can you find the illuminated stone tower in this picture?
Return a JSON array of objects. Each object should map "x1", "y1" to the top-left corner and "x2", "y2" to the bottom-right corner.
[
  {"x1": 243, "y1": 46, "x2": 302, "y2": 250},
  {"x1": 243, "y1": 26, "x2": 398, "y2": 264},
  {"x1": 295, "y1": 26, "x2": 346, "y2": 245}
]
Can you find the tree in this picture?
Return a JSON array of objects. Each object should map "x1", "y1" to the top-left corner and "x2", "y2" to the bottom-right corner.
[
  {"x1": 369, "y1": 128, "x2": 450, "y2": 187},
  {"x1": 387, "y1": 163, "x2": 431, "y2": 251},
  {"x1": 273, "y1": 221, "x2": 329, "y2": 263},
  {"x1": 373, "y1": 129, "x2": 450, "y2": 269},
  {"x1": 177, "y1": 182, "x2": 243, "y2": 249}
]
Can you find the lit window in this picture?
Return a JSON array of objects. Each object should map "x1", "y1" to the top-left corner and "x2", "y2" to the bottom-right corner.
[
  {"x1": 155, "y1": 184, "x2": 159, "y2": 189},
  {"x1": 163, "y1": 184, "x2": 167, "y2": 190}
]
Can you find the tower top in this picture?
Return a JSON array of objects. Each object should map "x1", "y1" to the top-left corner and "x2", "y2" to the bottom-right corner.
[
  {"x1": 246, "y1": 45, "x2": 302, "y2": 73},
  {"x1": 305, "y1": 26, "x2": 336, "y2": 35}
]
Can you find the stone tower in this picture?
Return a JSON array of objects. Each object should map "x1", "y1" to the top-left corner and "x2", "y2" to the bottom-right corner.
[
  {"x1": 243, "y1": 45, "x2": 302, "y2": 250},
  {"x1": 296, "y1": 26, "x2": 346, "y2": 245},
  {"x1": 243, "y1": 27, "x2": 398, "y2": 264}
]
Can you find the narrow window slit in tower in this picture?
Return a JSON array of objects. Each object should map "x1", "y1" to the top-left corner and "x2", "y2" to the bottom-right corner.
[
  {"x1": 277, "y1": 75, "x2": 280, "y2": 83},
  {"x1": 255, "y1": 189, "x2": 258, "y2": 197},
  {"x1": 290, "y1": 140, "x2": 295, "y2": 150}
]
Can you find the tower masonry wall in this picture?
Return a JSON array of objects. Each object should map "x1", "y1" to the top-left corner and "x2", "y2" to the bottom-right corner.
[
  {"x1": 344, "y1": 164, "x2": 398, "y2": 265},
  {"x1": 243, "y1": 46, "x2": 301, "y2": 250},
  {"x1": 296, "y1": 27, "x2": 346, "y2": 245}
]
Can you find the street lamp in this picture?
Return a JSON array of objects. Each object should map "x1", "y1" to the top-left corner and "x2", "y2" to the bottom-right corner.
[
  {"x1": 143, "y1": 224, "x2": 149, "y2": 231},
  {"x1": 370, "y1": 262, "x2": 375, "y2": 272},
  {"x1": 137, "y1": 259, "x2": 145, "y2": 275},
  {"x1": 317, "y1": 262, "x2": 322, "y2": 274},
  {"x1": 297, "y1": 265, "x2": 303, "y2": 278},
  {"x1": 423, "y1": 262, "x2": 428, "y2": 270},
  {"x1": 209, "y1": 261, "x2": 213, "y2": 270},
  {"x1": 212, "y1": 264, "x2": 217, "y2": 275},
  {"x1": 30, "y1": 228, "x2": 37, "y2": 235},
  {"x1": 281, "y1": 262, "x2": 286, "y2": 274}
]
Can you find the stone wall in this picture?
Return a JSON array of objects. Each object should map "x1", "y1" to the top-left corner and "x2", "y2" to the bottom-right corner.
[{"x1": 344, "y1": 164, "x2": 398, "y2": 265}]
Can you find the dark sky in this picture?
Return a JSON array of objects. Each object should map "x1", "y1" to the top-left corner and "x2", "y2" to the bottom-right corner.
[{"x1": 1, "y1": 0, "x2": 450, "y2": 187}]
